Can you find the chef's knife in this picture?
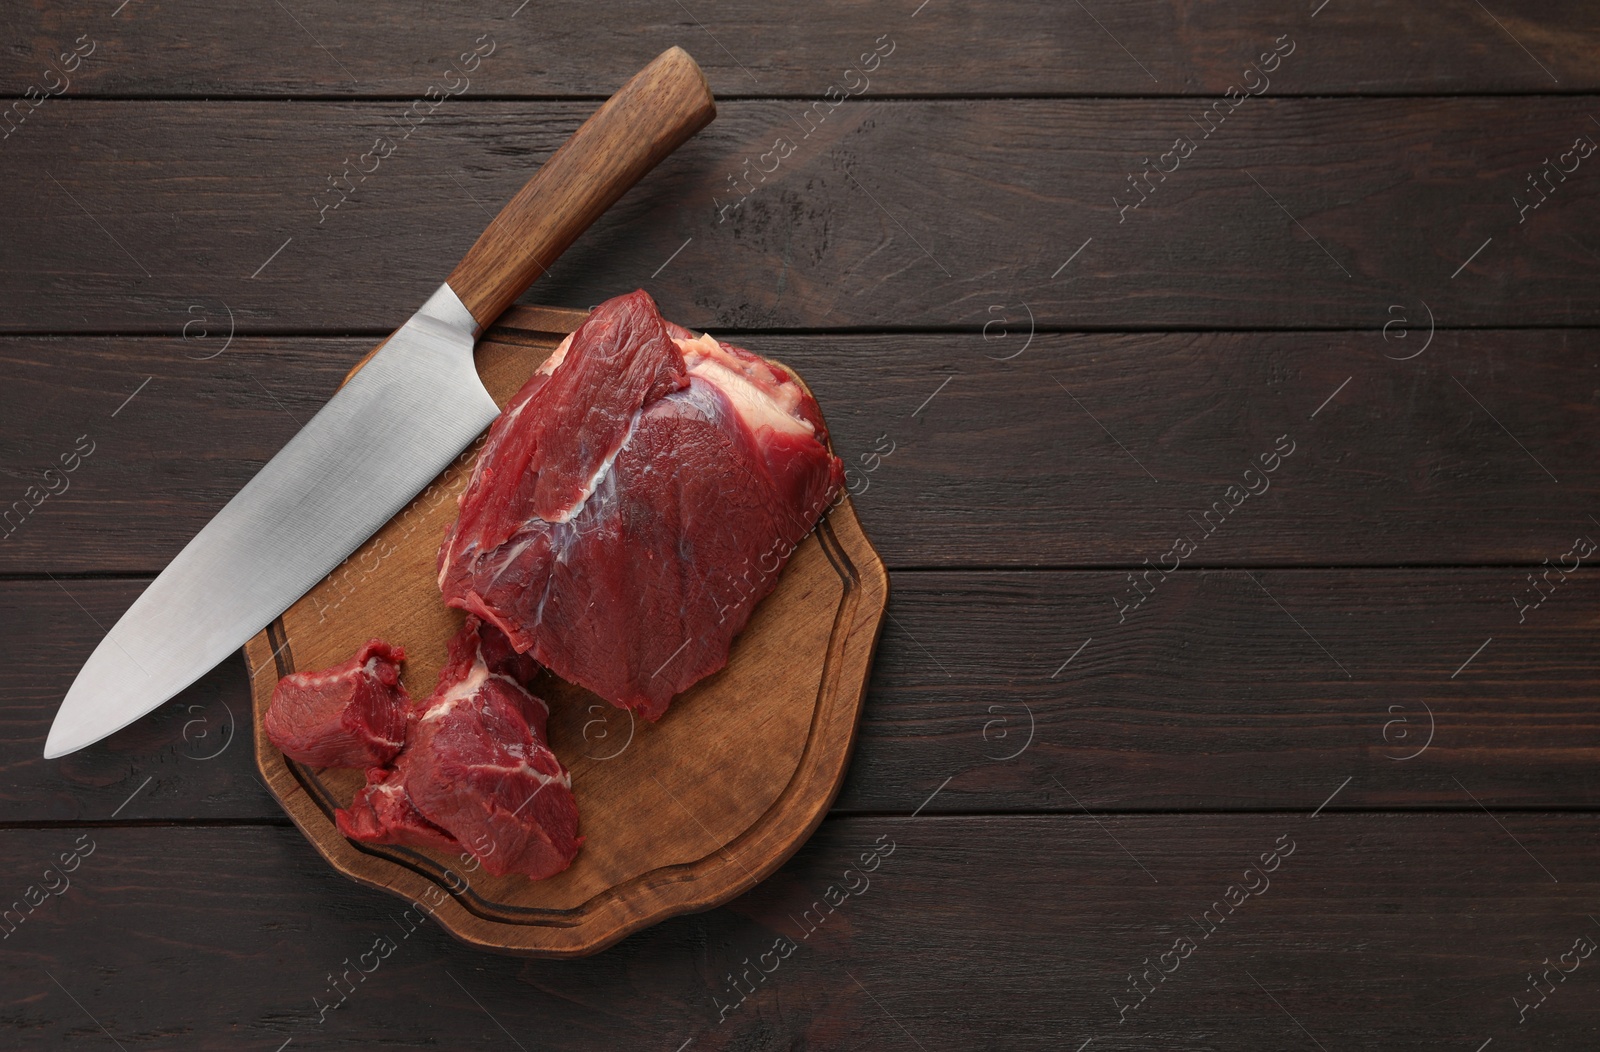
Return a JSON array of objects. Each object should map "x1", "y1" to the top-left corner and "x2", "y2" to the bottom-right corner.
[{"x1": 44, "y1": 47, "x2": 716, "y2": 759}]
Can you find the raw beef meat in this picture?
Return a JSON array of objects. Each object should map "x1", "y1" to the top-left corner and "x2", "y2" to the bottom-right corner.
[
  {"x1": 438, "y1": 289, "x2": 844, "y2": 721},
  {"x1": 264, "y1": 640, "x2": 409, "y2": 768},
  {"x1": 335, "y1": 617, "x2": 582, "y2": 880},
  {"x1": 336, "y1": 764, "x2": 461, "y2": 854}
]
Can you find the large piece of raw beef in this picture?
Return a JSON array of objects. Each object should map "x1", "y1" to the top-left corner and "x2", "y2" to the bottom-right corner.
[
  {"x1": 335, "y1": 617, "x2": 582, "y2": 880},
  {"x1": 438, "y1": 289, "x2": 844, "y2": 721}
]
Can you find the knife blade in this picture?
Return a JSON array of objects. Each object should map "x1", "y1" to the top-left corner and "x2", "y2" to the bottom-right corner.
[{"x1": 45, "y1": 46, "x2": 716, "y2": 758}]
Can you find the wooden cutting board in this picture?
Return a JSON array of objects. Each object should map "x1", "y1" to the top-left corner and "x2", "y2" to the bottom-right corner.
[{"x1": 243, "y1": 304, "x2": 888, "y2": 958}]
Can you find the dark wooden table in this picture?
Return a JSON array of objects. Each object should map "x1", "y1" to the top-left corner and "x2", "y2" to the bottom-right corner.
[{"x1": 4, "y1": 2, "x2": 1600, "y2": 1049}]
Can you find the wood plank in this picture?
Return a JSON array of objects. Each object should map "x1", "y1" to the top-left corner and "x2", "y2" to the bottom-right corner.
[
  {"x1": 4, "y1": 2, "x2": 1598, "y2": 98},
  {"x1": 2, "y1": 328, "x2": 1593, "y2": 574},
  {"x1": 3, "y1": 98, "x2": 1600, "y2": 332},
  {"x1": 835, "y1": 567, "x2": 1600, "y2": 813},
  {"x1": 806, "y1": 328, "x2": 1600, "y2": 570},
  {"x1": 9, "y1": 567, "x2": 1600, "y2": 822},
  {"x1": 0, "y1": 579, "x2": 275, "y2": 823},
  {"x1": 0, "y1": 336, "x2": 365, "y2": 576},
  {"x1": 1, "y1": 816, "x2": 1597, "y2": 1049}
]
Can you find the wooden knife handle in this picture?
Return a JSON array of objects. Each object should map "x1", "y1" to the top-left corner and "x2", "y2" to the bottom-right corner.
[{"x1": 446, "y1": 46, "x2": 716, "y2": 331}]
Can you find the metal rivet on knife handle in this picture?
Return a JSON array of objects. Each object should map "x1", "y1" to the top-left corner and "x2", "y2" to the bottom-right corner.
[{"x1": 446, "y1": 46, "x2": 717, "y2": 334}]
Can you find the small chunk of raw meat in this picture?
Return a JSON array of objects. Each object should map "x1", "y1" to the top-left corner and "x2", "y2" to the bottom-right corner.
[
  {"x1": 438, "y1": 289, "x2": 844, "y2": 721},
  {"x1": 264, "y1": 640, "x2": 409, "y2": 768},
  {"x1": 335, "y1": 766, "x2": 461, "y2": 854},
  {"x1": 335, "y1": 618, "x2": 582, "y2": 881}
]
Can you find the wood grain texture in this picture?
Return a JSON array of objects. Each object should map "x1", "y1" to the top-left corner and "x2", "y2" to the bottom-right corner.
[
  {"x1": 3, "y1": 1, "x2": 1598, "y2": 97},
  {"x1": 0, "y1": 580, "x2": 265, "y2": 823},
  {"x1": 3, "y1": 3, "x2": 1598, "y2": 1044},
  {"x1": 833, "y1": 567, "x2": 1600, "y2": 813},
  {"x1": 4, "y1": 98, "x2": 1600, "y2": 332},
  {"x1": 446, "y1": 47, "x2": 716, "y2": 328},
  {"x1": 2, "y1": 328, "x2": 1593, "y2": 574},
  {"x1": 9, "y1": 565, "x2": 1600, "y2": 822},
  {"x1": 1, "y1": 816, "x2": 1597, "y2": 1049},
  {"x1": 240, "y1": 307, "x2": 888, "y2": 955}
]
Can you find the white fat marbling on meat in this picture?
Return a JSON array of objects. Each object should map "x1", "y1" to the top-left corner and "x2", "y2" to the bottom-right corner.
[
  {"x1": 472, "y1": 759, "x2": 572, "y2": 790},
  {"x1": 674, "y1": 333, "x2": 815, "y2": 440},
  {"x1": 545, "y1": 406, "x2": 642, "y2": 525},
  {"x1": 489, "y1": 534, "x2": 537, "y2": 582},
  {"x1": 419, "y1": 643, "x2": 544, "y2": 721},
  {"x1": 538, "y1": 332, "x2": 575, "y2": 377},
  {"x1": 419, "y1": 648, "x2": 492, "y2": 722}
]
